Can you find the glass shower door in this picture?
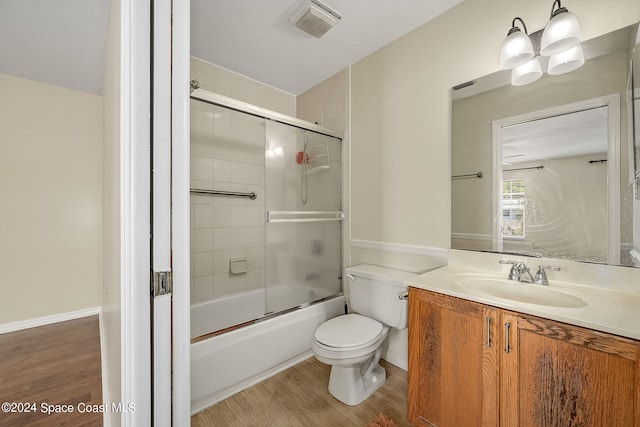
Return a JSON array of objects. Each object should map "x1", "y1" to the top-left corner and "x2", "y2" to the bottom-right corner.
[
  {"x1": 265, "y1": 121, "x2": 343, "y2": 314},
  {"x1": 190, "y1": 99, "x2": 267, "y2": 336}
]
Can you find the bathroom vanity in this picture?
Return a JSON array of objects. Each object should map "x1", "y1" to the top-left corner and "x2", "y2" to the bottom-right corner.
[{"x1": 405, "y1": 250, "x2": 640, "y2": 427}]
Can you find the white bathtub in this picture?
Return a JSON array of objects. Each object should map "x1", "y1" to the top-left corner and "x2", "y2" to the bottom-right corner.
[
  {"x1": 190, "y1": 289, "x2": 265, "y2": 338},
  {"x1": 190, "y1": 294, "x2": 345, "y2": 414},
  {"x1": 190, "y1": 284, "x2": 336, "y2": 338}
]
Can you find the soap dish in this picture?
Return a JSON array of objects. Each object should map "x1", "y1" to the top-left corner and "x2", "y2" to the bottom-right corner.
[{"x1": 229, "y1": 258, "x2": 249, "y2": 274}]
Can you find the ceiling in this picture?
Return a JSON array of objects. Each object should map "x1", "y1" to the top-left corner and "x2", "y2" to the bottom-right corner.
[
  {"x1": 0, "y1": 0, "x2": 110, "y2": 95},
  {"x1": 0, "y1": 0, "x2": 462, "y2": 97},
  {"x1": 501, "y1": 107, "x2": 608, "y2": 164},
  {"x1": 191, "y1": 0, "x2": 462, "y2": 95}
]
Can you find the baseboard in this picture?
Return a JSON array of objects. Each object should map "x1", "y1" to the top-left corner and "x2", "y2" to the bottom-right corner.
[
  {"x1": 381, "y1": 347, "x2": 407, "y2": 371},
  {"x1": 451, "y1": 232, "x2": 492, "y2": 242},
  {"x1": 0, "y1": 306, "x2": 102, "y2": 334},
  {"x1": 98, "y1": 311, "x2": 111, "y2": 427}
]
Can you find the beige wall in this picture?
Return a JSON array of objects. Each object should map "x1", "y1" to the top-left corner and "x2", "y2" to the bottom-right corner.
[
  {"x1": 501, "y1": 155, "x2": 609, "y2": 261},
  {"x1": 191, "y1": 57, "x2": 296, "y2": 117},
  {"x1": 297, "y1": 69, "x2": 349, "y2": 132},
  {"x1": 0, "y1": 73, "x2": 103, "y2": 323},
  {"x1": 349, "y1": 0, "x2": 640, "y2": 257}
]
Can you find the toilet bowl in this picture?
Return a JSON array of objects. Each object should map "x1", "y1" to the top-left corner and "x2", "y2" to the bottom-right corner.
[{"x1": 311, "y1": 264, "x2": 417, "y2": 406}]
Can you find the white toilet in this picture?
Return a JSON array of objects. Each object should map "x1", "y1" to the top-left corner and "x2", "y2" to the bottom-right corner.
[{"x1": 311, "y1": 264, "x2": 417, "y2": 406}]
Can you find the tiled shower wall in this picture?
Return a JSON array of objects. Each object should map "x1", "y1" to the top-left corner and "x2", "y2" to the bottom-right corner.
[{"x1": 190, "y1": 101, "x2": 266, "y2": 304}]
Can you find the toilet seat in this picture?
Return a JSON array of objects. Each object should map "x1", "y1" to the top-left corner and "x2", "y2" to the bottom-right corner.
[{"x1": 315, "y1": 314, "x2": 384, "y2": 349}]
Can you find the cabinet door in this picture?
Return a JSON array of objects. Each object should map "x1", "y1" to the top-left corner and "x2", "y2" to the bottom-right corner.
[
  {"x1": 408, "y1": 288, "x2": 499, "y2": 427},
  {"x1": 501, "y1": 312, "x2": 640, "y2": 427}
]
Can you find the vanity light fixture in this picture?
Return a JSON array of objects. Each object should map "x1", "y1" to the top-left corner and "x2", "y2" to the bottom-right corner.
[
  {"x1": 547, "y1": 43, "x2": 584, "y2": 75},
  {"x1": 499, "y1": 17, "x2": 534, "y2": 70},
  {"x1": 540, "y1": 0, "x2": 582, "y2": 56},
  {"x1": 501, "y1": 0, "x2": 583, "y2": 85},
  {"x1": 511, "y1": 57, "x2": 543, "y2": 86}
]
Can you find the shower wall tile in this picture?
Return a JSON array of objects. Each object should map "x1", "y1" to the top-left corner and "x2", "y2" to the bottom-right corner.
[
  {"x1": 193, "y1": 252, "x2": 214, "y2": 277},
  {"x1": 247, "y1": 247, "x2": 264, "y2": 268},
  {"x1": 246, "y1": 226, "x2": 265, "y2": 248},
  {"x1": 190, "y1": 93, "x2": 269, "y2": 315},
  {"x1": 194, "y1": 156, "x2": 214, "y2": 182},
  {"x1": 229, "y1": 206, "x2": 247, "y2": 227},
  {"x1": 229, "y1": 161, "x2": 246, "y2": 184},
  {"x1": 212, "y1": 205, "x2": 230, "y2": 227},
  {"x1": 246, "y1": 206, "x2": 265, "y2": 227},
  {"x1": 229, "y1": 228, "x2": 246, "y2": 249},
  {"x1": 246, "y1": 268, "x2": 264, "y2": 291},
  {"x1": 212, "y1": 273, "x2": 244, "y2": 298},
  {"x1": 212, "y1": 113, "x2": 232, "y2": 140},
  {"x1": 212, "y1": 228, "x2": 230, "y2": 251},
  {"x1": 213, "y1": 159, "x2": 230, "y2": 182},
  {"x1": 194, "y1": 205, "x2": 214, "y2": 228},
  {"x1": 212, "y1": 250, "x2": 228, "y2": 275},
  {"x1": 193, "y1": 275, "x2": 214, "y2": 303},
  {"x1": 192, "y1": 228, "x2": 213, "y2": 253},
  {"x1": 191, "y1": 179, "x2": 214, "y2": 191},
  {"x1": 245, "y1": 164, "x2": 264, "y2": 185}
]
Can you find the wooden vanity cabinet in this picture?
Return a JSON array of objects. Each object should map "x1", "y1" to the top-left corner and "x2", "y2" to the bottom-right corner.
[
  {"x1": 407, "y1": 287, "x2": 499, "y2": 427},
  {"x1": 408, "y1": 287, "x2": 640, "y2": 427},
  {"x1": 502, "y1": 311, "x2": 640, "y2": 427}
]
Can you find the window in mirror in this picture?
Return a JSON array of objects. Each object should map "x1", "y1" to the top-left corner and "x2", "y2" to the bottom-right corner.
[{"x1": 502, "y1": 179, "x2": 526, "y2": 238}]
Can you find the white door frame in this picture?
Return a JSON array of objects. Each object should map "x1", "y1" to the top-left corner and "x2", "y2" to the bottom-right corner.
[
  {"x1": 121, "y1": 0, "x2": 151, "y2": 425},
  {"x1": 120, "y1": 0, "x2": 190, "y2": 424},
  {"x1": 491, "y1": 94, "x2": 621, "y2": 263},
  {"x1": 171, "y1": 0, "x2": 191, "y2": 424}
]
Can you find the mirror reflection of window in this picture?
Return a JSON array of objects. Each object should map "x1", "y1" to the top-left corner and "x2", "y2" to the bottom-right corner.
[
  {"x1": 502, "y1": 179, "x2": 525, "y2": 238},
  {"x1": 497, "y1": 105, "x2": 610, "y2": 263}
]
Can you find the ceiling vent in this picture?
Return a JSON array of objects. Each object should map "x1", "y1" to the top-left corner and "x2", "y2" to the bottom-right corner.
[{"x1": 290, "y1": 0, "x2": 341, "y2": 38}]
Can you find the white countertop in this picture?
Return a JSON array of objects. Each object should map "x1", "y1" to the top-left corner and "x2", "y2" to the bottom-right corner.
[{"x1": 406, "y1": 264, "x2": 640, "y2": 341}]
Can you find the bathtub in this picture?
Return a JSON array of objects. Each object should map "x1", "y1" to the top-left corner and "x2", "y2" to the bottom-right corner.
[{"x1": 190, "y1": 293, "x2": 345, "y2": 414}]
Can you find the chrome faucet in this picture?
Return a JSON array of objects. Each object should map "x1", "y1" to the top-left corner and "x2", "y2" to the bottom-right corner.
[
  {"x1": 533, "y1": 265, "x2": 561, "y2": 286},
  {"x1": 499, "y1": 260, "x2": 533, "y2": 283}
]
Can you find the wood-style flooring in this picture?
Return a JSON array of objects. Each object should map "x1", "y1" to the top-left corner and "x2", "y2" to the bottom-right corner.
[
  {"x1": 0, "y1": 316, "x2": 103, "y2": 427},
  {"x1": 192, "y1": 357, "x2": 411, "y2": 427}
]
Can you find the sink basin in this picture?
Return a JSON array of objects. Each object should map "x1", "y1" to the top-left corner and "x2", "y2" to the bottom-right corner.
[{"x1": 454, "y1": 277, "x2": 587, "y2": 308}]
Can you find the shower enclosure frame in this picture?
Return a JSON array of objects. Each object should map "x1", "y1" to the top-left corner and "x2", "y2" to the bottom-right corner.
[
  {"x1": 190, "y1": 87, "x2": 343, "y2": 140},
  {"x1": 190, "y1": 86, "x2": 345, "y2": 336},
  {"x1": 189, "y1": 87, "x2": 346, "y2": 413}
]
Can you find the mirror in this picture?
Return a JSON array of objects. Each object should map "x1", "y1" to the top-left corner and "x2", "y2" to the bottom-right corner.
[
  {"x1": 451, "y1": 22, "x2": 640, "y2": 267},
  {"x1": 632, "y1": 28, "x2": 640, "y2": 180}
]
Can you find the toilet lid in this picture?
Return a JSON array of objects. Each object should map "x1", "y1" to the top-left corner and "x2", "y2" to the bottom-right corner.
[{"x1": 315, "y1": 314, "x2": 384, "y2": 348}]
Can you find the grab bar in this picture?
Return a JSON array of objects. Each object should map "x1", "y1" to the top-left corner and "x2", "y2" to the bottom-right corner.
[
  {"x1": 266, "y1": 211, "x2": 345, "y2": 223},
  {"x1": 452, "y1": 171, "x2": 484, "y2": 180},
  {"x1": 190, "y1": 189, "x2": 257, "y2": 200}
]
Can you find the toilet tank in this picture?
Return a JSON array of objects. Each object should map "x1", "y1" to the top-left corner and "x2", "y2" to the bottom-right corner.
[{"x1": 345, "y1": 264, "x2": 417, "y2": 329}]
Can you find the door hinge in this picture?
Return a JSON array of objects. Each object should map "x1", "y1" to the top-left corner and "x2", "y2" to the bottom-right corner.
[{"x1": 153, "y1": 271, "x2": 173, "y2": 297}]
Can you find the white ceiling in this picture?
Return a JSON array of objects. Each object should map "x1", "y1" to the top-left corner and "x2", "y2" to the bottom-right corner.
[
  {"x1": 0, "y1": 0, "x2": 462, "y2": 97},
  {"x1": 191, "y1": 0, "x2": 463, "y2": 95},
  {"x1": 501, "y1": 107, "x2": 608, "y2": 164},
  {"x1": 0, "y1": 0, "x2": 110, "y2": 95}
]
